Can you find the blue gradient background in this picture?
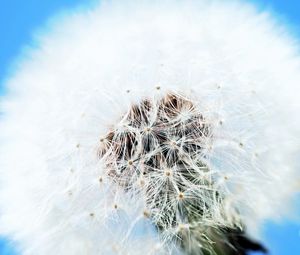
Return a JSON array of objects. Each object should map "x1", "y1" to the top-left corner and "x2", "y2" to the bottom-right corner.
[{"x1": 0, "y1": 1, "x2": 299, "y2": 254}]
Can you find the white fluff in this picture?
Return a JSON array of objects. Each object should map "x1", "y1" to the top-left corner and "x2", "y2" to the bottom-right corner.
[{"x1": 0, "y1": 0, "x2": 300, "y2": 254}]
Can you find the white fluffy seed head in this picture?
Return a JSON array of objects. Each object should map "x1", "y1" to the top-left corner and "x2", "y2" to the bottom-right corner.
[{"x1": 0, "y1": 0, "x2": 300, "y2": 254}]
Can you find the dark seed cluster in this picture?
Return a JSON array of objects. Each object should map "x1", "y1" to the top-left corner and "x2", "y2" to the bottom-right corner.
[
  {"x1": 97, "y1": 92, "x2": 267, "y2": 255},
  {"x1": 98, "y1": 93, "x2": 211, "y2": 185}
]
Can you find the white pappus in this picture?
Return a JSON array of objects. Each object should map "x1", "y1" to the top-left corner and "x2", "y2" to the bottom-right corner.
[{"x1": 0, "y1": 0, "x2": 300, "y2": 254}]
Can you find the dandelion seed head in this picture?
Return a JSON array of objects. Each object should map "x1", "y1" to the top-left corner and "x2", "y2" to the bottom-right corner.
[{"x1": 0, "y1": 0, "x2": 300, "y2": 254}]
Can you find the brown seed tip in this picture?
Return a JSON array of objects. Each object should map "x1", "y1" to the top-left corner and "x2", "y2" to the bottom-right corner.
[
  {"x1": 143, "y1": 210, "x2": 150, "y2": 218},
  {"x1": 89, "y1": 213, "x2": 94, "y2": 217},
  {"x1": 139, "y1": 179, "x2": 145, "y2": 186},
  {"x1": 178, "y1": 192, "x2": 184, "y2": 200},
  {"x1": 156, "y1": 86, "x2": 161, "y2": 90},
  {"x1": 170, "y1": 141, "x2": 177, "y2": 147},
  {"x1": 114, "y1": 204, "x2": 118, "y2": 209},
  {"x1": 165, "y1": 169, "x2": 171, "y2": 177}
]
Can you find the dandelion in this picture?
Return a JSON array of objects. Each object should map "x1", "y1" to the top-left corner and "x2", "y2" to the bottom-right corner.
[{"x1": 0, "y1": 0, "x2": 300, "y2": 254}]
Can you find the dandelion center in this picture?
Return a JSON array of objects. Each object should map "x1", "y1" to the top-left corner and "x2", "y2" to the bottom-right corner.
[{"x1": 97, "y1": 92, "x2": 244, "y2": 253}]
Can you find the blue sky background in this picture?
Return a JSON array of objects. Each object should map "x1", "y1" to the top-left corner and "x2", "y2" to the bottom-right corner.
[{"x1": 0, "y1": 0, "x2": 299, "y2": 254}]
